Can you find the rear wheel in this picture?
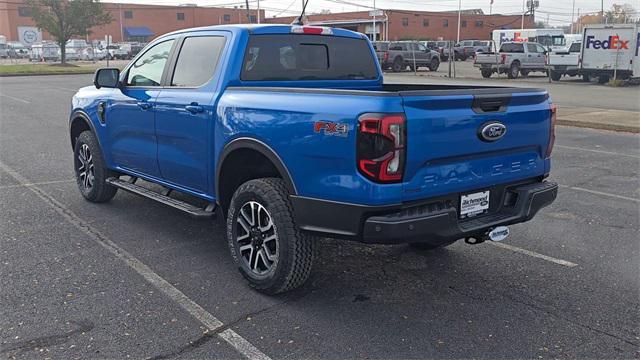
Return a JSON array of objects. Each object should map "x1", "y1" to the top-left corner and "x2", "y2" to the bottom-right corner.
[
  {"x1": 73, "y1": 131, "x2": 118, "y2": 203},
  {"x1": 392, "y1": 58, "x2": 404, "y2": 72},
  {"x1": 520, "y1": 69, "x2": 530, "y2": 77},
  {"x1": 227, "y1": 178, "x2": 315, "y2": 294},
  {"x1": 481, "y1": 69, "x2": 493, "y2": 78},
  {"x1": 507, "y1": 62, "x2": 520, "y2": 79},
  {"x1": 429, "y1": 57, "x2": 440, "y2": 71},
  {"x1": 550, "y1": 70, "x2": 562, "y2": 81}
]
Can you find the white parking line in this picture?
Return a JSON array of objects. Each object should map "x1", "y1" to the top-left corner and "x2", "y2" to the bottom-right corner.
[
  {"x1": 0, "y1": 92, "x2": 30, "y2": 104},
  {"x1": 488, "y1": 242, "x2": 578, "y2": 267},
  {"x1": 559, "y1": 184, "x2": 640, "y2": 203},
  {"x1": 556, "y1": 145, "x2": 640, "y2": 159},
  {"x1": 0, "y1": 179, "x2": 75, "y2": 189},
  {"x1": 0, "y1": 161, "x2": 271, "y2": 360}
]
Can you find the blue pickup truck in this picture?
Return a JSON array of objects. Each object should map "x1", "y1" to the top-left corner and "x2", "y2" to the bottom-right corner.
[{"x1": 69, "y1": 24, "x2": 558, "y2": 294}]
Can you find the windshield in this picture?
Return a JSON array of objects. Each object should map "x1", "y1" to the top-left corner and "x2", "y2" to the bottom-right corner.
[
  {"x1": 569, "y1": 42, "x2": 581, "y2": 52},
  {"x1": 242, "y1": 34, "x2": 379, "y2": 81},
  {"x1": 552, "y1": 35, "x2": 566, "y2": 46}
]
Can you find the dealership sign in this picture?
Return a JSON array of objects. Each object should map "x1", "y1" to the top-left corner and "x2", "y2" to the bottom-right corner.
[{"x1": 18, "y1": 26, "x2": 42, "y2": 45}]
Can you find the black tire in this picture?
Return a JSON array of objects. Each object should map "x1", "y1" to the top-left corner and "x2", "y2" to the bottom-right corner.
[
  {"x1": 226, "y1": 178, "x2": 315, "y2": 294},
  {"x1": 392, "y1": 58, "x2": 404, "y2": 72},
  {"x1": 520, "y1": 69, "x2": 530, "y2": 77},
  {"x1": 481, "y1": 68, "x2": 492, "y2": 78},
  {"x1": 507, "y1": 62, "x2": 520, "y2": 79},
  {"x1": 73, "y1": 131, "x2": 118, "y2": 203},
  {"x1": 598, "y1": 74, "x2": 610, "y2": 84},
  {"x1": 409, "y1": 240, "x2": 457, "y2": 251},
  {"x1": 429, "y1": 57, "x2": 440, "y2": 71},
  {"x1": 550, "y1": 70, "x2": 562, "y2": 81}
]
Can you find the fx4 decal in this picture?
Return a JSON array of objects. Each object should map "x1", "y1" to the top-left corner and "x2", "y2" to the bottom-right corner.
[{"x1": 314, "y1": 121, "x2": 348, "y2": 137}]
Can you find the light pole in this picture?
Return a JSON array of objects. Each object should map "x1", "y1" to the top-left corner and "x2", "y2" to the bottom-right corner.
[
  {"x1": 456, "y1": 0, "x2": 461, "y2": 43},
  {"x1": 521, "y1": 0, "x2": 525, "y2": 29},
  {"x1": 372, "y1": 0, "x2": 376, "y2": 42},
  {"x1": 570, "y1": 0, "x2": 575, "y2": 33}
]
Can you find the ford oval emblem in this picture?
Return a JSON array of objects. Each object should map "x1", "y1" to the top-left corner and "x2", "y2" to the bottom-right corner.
[{"x1": 479, "y1": 122, "x2": 507, "y2": 142}]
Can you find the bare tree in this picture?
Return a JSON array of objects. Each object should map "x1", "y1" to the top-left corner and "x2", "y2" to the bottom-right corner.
[{"x1": 26, "y1": 0, "x2": 113, "y2": 64}]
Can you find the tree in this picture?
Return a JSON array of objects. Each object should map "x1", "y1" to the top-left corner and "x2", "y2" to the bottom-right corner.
[
  {"x1": 604, "y1": 3, "x2": 637, "y2": 24},
  {"x1": 26, "y1": 0, "x2": 113, "y2": 64}
]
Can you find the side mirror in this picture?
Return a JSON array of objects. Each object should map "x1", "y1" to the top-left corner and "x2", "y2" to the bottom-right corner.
[{"x1": 94, "y1": 68, "x2": 120, "y2": 89}]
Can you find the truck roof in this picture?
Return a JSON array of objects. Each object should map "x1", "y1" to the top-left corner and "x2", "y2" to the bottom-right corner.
[{"x1": 162, "y1": 24, "x2": 366, "y2": 40}]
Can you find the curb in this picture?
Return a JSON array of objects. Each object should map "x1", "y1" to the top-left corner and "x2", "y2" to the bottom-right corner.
[{"x1": 557, "y1": 118, "x2": 639, "y2": 133}]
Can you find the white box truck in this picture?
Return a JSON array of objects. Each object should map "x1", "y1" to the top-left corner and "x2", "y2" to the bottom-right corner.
[{"x1": 580, "y1": 24, "x2": 639, "y2": 83}]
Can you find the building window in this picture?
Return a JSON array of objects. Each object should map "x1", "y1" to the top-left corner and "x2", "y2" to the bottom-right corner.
[
  {"x1": 177, "y1": 12, "x2": 185, "y2": 21},
  {"x1": 475, "y1": 20, "x2": 483, "y2": 27},
  {"x1": 443, "y1": 19, "x2": 448, "y2": 27},
  {"x1": 461, "y1": 20, "x2": 467, "y2": 28},
  {"x1": 223, "y1": 14, "x2": 231, "y2": 22},
  {"x1": 18, "y1": 7, "x2": 31, "y2": 17},
  {"x1": 124, "y1": 10, "x2": 133, "y2": 19},
  {"x1": 402, "y1": 18, "x2": 409, "y2": 27},
  {"x1": 250, "y1": 15, "x2": 257, "y2": 23},
  {"x1": 423, "y1": 19, "x2": 429, "y2": 27}
]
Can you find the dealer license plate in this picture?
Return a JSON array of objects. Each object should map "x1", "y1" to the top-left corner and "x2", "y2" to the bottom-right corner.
[{"x1": 460, "y1": 191, "x2": 490, "y2": 219}]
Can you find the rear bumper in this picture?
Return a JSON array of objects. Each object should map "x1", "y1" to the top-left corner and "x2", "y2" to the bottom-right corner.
[{"x1": 290, "y1": 180, "x2": 557, "y2": 245}]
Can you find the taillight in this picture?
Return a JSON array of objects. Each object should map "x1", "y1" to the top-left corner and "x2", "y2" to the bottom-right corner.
[
  {"x1": 384, "y1": 51, "x2": 389, "y2": 62},
  {"x1": 357, "y1": 113, "x2": 406, "y2": 183},
  {"x1": 546, "y1": 104, "x2": 557, "y2": 158},
  {"x1": 500, "y1": 54, "x2": 507, "y2": 64}
]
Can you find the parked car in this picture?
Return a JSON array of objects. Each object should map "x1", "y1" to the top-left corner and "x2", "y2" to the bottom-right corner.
[
  {"x1": 375, "y1": 41, "x2": 440, "y2": 72},
  {"x1": 455, "y1": 40, "x2": 492, "y2": 59},
  {"x1": 64, "y1": 47, "x2": 80, "y2": 61},
  {"x1": 548, "y1": 41, "x2": 583, "y2": 81},
  {"x1": 70, "y1": 24, "x2": 558, "y2": 294},
  {"x1": 7, "y1": 41, "x2": 30, "y2": 59},
  {"x1": 0, "y1": 35, "x2": 8, "y2": 58},
  {"x1": 30, "y1": 42, "x2": 60, "y2": 62},
  {"x1": 80, "y1": 47, "x2": 108, "y2": 61},
  {"x1": 474, "y1": 41, "x2": 549, "y2": 79}
]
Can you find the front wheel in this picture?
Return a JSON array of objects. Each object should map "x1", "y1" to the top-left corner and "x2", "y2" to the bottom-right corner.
[
  {"x1": 481, "y1": 69, "x2": 492, "y2": 78},
  {"x1": 392, "y1": 58, "x2": 405, "y2": 72},
  {"x1": 429, "y1": 57, "x2": 440, "y2": 71},
  {"x1": 73, "y1": 131, "x2": 119, "y2": 203},
  {"x1": 227, "y1": 178, "x2": 315, "y2": 294}
]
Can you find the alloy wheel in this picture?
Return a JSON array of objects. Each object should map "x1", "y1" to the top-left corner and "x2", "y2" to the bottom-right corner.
[
  {"x1": 77, "y1": 143, "x2": 95, "y2": 190},
  {"x1": 235, "y1": 201, "x2": 279, "y2": 276}
]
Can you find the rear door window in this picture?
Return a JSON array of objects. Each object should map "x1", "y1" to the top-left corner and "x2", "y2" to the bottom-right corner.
[
  {"x1": 241, "y1": 34, "x2": 379, "y2": 81},
  {"x1": 171, "y1": 36, "x2": 226, "y2": 87},
  {"x1": 500, "y1": 43, "x2": 524, "y2": 53}
]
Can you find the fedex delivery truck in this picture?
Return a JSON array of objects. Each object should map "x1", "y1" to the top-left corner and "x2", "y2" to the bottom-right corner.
[
  {"x1": 580, "y1": 24, "x2": 640, "y2": 82},
  {"x1": 492, "y1": 29, "x2": 566, "y2": 52}
]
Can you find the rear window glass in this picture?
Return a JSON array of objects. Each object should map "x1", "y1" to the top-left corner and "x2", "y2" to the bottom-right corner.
[
  {"x1": 241, "y1": 34, "x2": 379, "y2": 81},
  {"x1": 500, "y1": 43, "x2": 524, "y2": 53},
  {"x1": 569, "y1": 42, "x2": 581, "y2": 53},
  {"x1": 373, "y1": 42, "x2": 388, "y2": 51}
]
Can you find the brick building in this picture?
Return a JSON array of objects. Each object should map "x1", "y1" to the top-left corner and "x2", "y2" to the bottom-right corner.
[
  {"x1": 0, "y1": 0, "x2": 264, "y2": 44},
  {"x1": 268, "y1": 10, "x2": 534, "y2": 41}
]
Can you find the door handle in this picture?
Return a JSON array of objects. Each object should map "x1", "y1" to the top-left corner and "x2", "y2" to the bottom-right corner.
[
  {"x1": 137, "y1": 101, "x2": 152, "y2": 110},
  {"x1": 185, "y1": 104, "x2": 204, "y2": 114}
]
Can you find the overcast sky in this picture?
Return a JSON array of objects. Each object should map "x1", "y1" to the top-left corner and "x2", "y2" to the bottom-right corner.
[{"x1": 109, "y1": 0, "x2": 639, "y2": 26}]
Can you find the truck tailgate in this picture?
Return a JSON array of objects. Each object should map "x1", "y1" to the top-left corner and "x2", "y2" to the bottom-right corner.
[
  {"x1": 549, "y1": 53, "x2": 579, "y2": 66},
  {"x1": 399, "y1": 88, "x2": 551, "y2": 201}
]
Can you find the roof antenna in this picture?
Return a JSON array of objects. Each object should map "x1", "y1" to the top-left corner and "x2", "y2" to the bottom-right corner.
[{"x1": 292, "y1": 0, "x2": 310, "y2": 25}]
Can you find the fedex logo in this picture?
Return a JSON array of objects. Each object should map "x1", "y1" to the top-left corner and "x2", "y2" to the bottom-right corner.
[{"x1": 586, "y1": 35, "x2": 629, "y2": 50}]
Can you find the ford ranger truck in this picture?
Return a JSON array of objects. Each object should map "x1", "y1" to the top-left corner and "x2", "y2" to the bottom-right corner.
[{"x1": 70, "y1": 25, "x2": 558, "y2": 294}]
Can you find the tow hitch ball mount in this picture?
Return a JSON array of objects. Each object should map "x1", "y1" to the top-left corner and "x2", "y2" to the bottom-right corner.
[{"x1": 465, "y1": 226, "x2": 510, "y2": 245}]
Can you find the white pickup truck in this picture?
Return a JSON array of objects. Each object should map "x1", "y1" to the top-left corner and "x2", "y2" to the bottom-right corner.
[
  {"x1": 474, "y1": 42, "x2": 548, "y2": 79},
  {"x1": 548, "y1": 42, "x2": 584, "y2": 81}
]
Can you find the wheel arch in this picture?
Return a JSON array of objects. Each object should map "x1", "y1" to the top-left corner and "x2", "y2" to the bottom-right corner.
[
  {"x1": 69, "y1": 110, "x2": 98, "y2": 150},
  {"x1": 216, "y1": 137, "x2": 297, "y2": 212}
]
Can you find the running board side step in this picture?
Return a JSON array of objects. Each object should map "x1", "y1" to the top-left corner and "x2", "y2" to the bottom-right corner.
[{"x1": 106, "y1": 177, "x2": 216, "y2": 218}]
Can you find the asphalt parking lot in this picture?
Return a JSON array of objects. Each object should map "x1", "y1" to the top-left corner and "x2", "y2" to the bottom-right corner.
[{"x1": 1, "y1": 74, "x2": 639, "y2": 359}]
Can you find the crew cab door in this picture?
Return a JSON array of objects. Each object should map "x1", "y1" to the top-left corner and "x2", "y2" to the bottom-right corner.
[
  {"x1": 107, "y1": 39, "x2": 176, "y2": 177},
  {"x1": 154, "y1": 34, "x2": 227, "y2": 193}
]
